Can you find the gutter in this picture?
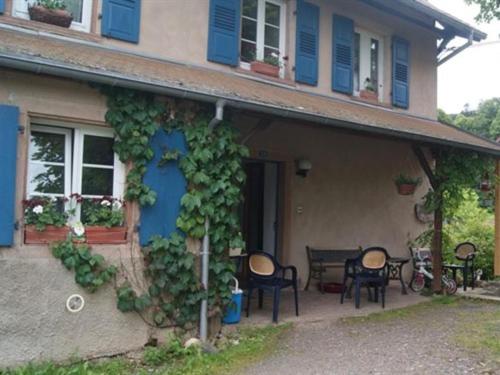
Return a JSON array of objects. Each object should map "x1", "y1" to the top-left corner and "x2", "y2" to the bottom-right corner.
[{"x1": 1, "y1": 53, "x2": 500, "y2": 157}]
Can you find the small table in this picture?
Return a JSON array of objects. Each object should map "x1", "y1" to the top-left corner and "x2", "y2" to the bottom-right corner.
[{"x1": 387, "y1": 257, "x2": 410, "y2": 295}]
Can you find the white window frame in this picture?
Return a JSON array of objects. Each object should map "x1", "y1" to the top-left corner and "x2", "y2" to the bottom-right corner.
[
  {"x1": 12, "y1": 0, "x2": 93, "y2": 32},
  {"x1": 354, "y1": 28, "x2": 384, "y2": 101},
  {"x1": 27, "y1": 123, "x2": 125, "y2": 222},
  {"x1": 240, "y1": 0, "x2": 287, "y2": 78}
]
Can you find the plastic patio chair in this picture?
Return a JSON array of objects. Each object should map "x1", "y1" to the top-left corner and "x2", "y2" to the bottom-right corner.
[
  {"x1": 443, "y1": 242, "x2": 476, "y2": 291},
  {"x1": 246, "y1": 251, "x2": 299, "y2": 323},
  {"x1": 341, "y1": 247, "x2": 389, "y2": 309}
]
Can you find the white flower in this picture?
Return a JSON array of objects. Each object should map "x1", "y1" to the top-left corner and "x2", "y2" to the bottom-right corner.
[
  {"x1": 112, "y1": 200, "x2": 122, "y2": 210},
  {"x1": 100, "y1": 200, "x2": 111, "y2": 207},
  {"x1": 72, "y1": 221, "x2": 85, "y2": 237},
  {"x1": 33, "y1": 205, "x2": 44, "y2": 214}
]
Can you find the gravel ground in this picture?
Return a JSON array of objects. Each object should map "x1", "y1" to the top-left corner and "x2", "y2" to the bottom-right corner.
[{"x1": 244, "y1": 300, "x2": 500, "y2": 375}]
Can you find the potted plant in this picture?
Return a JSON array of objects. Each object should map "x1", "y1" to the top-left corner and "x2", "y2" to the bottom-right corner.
[
  {"x1": 81, "y1": 196, "x2": 127, "y2": 244},
  {"x1": 394, "y1": 174, "x2": 422, "y2": 195},
  {"x1": 28, "y1": 0, "x2": 73, "y2": 28},
  {"x1": 250, "y1": 52, "x2": 281, "y2": 78},
  {"x1": 23, "y1": 197, "x2": 69, "y2": 244},
  {"x1": 359, "y1": 78, "x2": 378, "y2": 102}
]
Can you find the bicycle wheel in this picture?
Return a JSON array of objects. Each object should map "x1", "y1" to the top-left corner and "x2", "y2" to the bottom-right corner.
[
  {"x1": 443, "y1": 276, "x2": 457, "y2": 295},
  {"x1": 410, "y1": 272, "x2": 425, "y2": 292}
]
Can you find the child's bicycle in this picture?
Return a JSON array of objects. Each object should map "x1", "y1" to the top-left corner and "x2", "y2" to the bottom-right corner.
[{"x1": 409, "y1": 248, "x2": 457, "y2": 295}]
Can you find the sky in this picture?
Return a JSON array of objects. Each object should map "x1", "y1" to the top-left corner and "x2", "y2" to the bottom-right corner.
[{"x1": 429, "y1": 0, "x2": 500, "y2": 114}]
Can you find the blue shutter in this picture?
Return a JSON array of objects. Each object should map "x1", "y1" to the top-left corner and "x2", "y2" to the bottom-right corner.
[
  {"x1": 392, "y1": 37, "x2": 410, "y2": 109},
  {"x1": 207, "y1": 0, "x2": 241, "y2": 66},
  {"x1": 295, "y1": 0, "x2": 319, "y2": 85},
  {"x1": 0, "y1": 105, "x2": 19, "y2": 247},
  {"x1": 332, "y1": 15, "x2": 354, "y2": 94},
  {"x1": 0, "y1": 0, "x2": 5, "y2": 14},
  {"x1": 139, "y1": 129, "x2": 187, "y2": 246},
  {"x1": 101, "y1": 0, "x2": 141, "y2": 43}
]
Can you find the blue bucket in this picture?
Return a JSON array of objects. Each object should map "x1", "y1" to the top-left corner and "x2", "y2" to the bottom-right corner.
[{"x1": 223, "y1": 277, "x2": 243, "y2": 324}]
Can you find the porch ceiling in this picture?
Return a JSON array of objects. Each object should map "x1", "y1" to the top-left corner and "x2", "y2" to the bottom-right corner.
[{"x1": 0, "y1": 27, "x2": 499, "y2": 157}]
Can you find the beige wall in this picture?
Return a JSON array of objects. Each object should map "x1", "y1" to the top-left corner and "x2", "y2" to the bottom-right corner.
[
  {"x1": 236, "y1": 116, "x2": 430, "y2": 284},
  {"x1": 0, "y1": 69, "x2": 429, "y2": 366},
  {"x1": 1, "y1": 0, "x2": 438, "y2": 119}
]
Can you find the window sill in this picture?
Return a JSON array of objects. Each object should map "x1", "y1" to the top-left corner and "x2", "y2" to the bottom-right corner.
[
  {"x1": 24, "y1": 225, "x2": 128, "y2": 245},
  {"x1": 0, "y1": 15, "x2": 101, "y2": 43},
  {"x1": 350, "y1": 95, "x2": 391, "y2": 109},
  {"x1": 235, "y1": 67, "x2": 295, "y2": 87}
]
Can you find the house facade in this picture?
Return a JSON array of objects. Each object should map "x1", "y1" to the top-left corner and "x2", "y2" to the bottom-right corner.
[{"x1": 0, "y1": 0, "x2": 499, "y2": 367}]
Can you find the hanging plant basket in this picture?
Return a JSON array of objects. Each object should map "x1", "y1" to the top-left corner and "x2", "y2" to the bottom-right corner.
[
  {"x1": 250, "y1": 61, "x2": 280, "y2": 78},
  {"x1": 25, "y1": 225, "x2": 69, "y2": 244},
  {"x1": 85, "y1": 226, "x2": 127, "y2": 244},
  {"x1": 397, "y1": 183, "x2": 417, "y2": 195},
  {"x1": 28, "y1": 5, "x2": 73, "y2": 28}
]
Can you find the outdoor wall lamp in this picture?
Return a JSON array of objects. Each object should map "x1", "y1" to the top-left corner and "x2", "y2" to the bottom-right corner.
[{"x1": 296, "y1": 158, "x2": 312, "y2": 177}]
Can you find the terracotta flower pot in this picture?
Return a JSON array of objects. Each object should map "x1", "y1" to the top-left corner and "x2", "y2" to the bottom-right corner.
[
  {"x1": 250, "y1": 61, "x2": 280, "y2": 78},
  {"x1": 85, "y1": 226, "x2": 127, "y2": 244},
  {"x1": 25, "y1": 225, "x2": 69, "y2": 244},
  {"x1": 359, "y1": 89, "x2": 378, "y2": 102},
  {"x1": 397, "y1": 183, "x2": 417, "y2": 195},
  {"x1": 28, "y1": 5, "x2": 73, "y2": 28}
]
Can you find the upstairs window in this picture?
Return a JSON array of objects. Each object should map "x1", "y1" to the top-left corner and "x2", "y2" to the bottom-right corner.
[
  {"x1": 12, "y1": 0, "x2": 93, "y2": 32},
  {"x1": 353, "y1": 29, "x2": 384, "y2": 100},
  {"x1": 240, "y1": 0, "x2": 285, "y2": 71},
  {"x1": 27, "y1": 124, "x2": 125, "y2": 221}
]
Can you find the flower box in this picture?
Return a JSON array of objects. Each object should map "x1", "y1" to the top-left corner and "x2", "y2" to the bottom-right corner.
[
  {"x1": 397, "y1": 183, "x2": 417, "y2": 195},
  {"x1": 359, "y1": 89, "x2": 378, "y2": 102},
  {"x1": 85, "y1": 226, "x2": 127, "y2": 244},
  {"x1": 250, "y1": 61, "x2": 280, "y2": 78},
  {"x1": 28, "y1": 5, "x2": 73, "y2": 28},
  {"x1": 25, "y1": 225, "x2": 69, "y2": 244}
]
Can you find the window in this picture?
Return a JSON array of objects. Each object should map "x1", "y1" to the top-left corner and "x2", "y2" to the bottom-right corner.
[
  {"x1": 240, "y1": 0, "x2": 285, "y2": 69},
  {"x1": 28, "y1": 124, "x2": 125, "y2": 221},
  {"x1": 12, "y1": 0, "x2": 93, "y2": 32},
  {"x1": 353, "y1": 29, "x2": 384, "y2": 99}
]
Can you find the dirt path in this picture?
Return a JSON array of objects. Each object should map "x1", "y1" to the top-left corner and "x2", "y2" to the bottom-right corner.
[{"x1": 244, "y1": 299, "x2": 500, "y2": 375}]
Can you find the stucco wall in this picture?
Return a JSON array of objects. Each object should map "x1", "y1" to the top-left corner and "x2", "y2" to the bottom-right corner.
[
  {"x1": 0, "y1": 69, "x2": 429, "y2": 366},
  {"x1": 97, "y1": 0, "x2": 438, "y2": 119},
  {"x1": 236, "y1": 116, "x2": 429, "y2": 284}
]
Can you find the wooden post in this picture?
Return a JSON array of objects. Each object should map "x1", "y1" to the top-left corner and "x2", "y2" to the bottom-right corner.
[
  {"x1": 431, "y1": 153, "x2": 443, "y2": 292},
  {"x1": 495, "y1": 160, "x2": 500, "y2": 276}
]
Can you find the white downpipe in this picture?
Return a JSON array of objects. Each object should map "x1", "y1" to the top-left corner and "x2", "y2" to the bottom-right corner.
[{"x1": 200, "y1": 100, "x2": 225, "y2": 342}]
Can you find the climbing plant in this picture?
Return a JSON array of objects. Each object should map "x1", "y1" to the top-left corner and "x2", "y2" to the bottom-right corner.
[{"x1": 104, "y1": 89, "x2": 248, "y2": 327}]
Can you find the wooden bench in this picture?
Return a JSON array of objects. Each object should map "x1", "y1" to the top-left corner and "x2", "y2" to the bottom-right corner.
[{"x1": 305, "y1": 246, "x2": 362, "y2": 293}]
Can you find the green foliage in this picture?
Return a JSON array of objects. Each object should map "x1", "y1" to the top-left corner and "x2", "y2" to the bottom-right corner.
[
  {"x1": 51, "y1": 238, "x2": 117, "y2": 292},
  {"x1": 23, "y1": 197, "x2": 67, "y2": 231},
  {"x1": 104, "y1": 89, "x2": 249, "y2": 327},
  {"x1": 81, "y1": 197, "x2": 124, "y2": 228},
  {"x1": 102, "y1": 87, "x2": 164, "y2": 206},
  {"x1": 464, "y1": 0, "x2": 500, "y2": 22},
  {"x1": 452, "y1": 99, "x2": 500, "y2": 141},
  {"x1": 35, "y1": 0, "x2": 66, "y2": 10},
  {"x1": 394, "y1": 173, "x2": 422, "y2": 186}
]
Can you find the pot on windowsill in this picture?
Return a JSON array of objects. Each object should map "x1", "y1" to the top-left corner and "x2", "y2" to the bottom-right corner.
[
  {"x1": 359, "y1": 89, "x2": 378, "y2": 102},
  {"x1": 24, "y1": 225, "x2": 69, "y2": 244},
  {"x1": 396, "y1": 183, "x2": 417, "y2": 196},
  {"x1": 85, "y1": 226, "x2": 127, "y2": 244},
  {"x1": 250, "y1": 61, "x2": 280, "y2": 78},
  {"x1": 28, "y1": 5, "x2": 73, "y2": 28}
]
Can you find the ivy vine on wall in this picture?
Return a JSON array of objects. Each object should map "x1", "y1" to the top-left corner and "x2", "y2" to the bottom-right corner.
[{"x1": 103, "y1": 89, "x2": 248, "y2": 328}]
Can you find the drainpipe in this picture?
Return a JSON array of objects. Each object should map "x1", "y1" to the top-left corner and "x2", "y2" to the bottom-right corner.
[{"x1": 200, "y1": 99, "x2": 225, "y2": 343}]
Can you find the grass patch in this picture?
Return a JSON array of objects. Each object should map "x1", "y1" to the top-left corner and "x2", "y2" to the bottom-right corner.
[
  {"x1": 1, "y1": 324, "x2": 291, "y2": 375},
  {"x1": 341, "y1": 295, "x2": 459, "y2": 324}
]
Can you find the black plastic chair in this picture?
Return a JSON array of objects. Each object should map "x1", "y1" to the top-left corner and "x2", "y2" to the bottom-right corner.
[
  {"x1": 443, "y1": 242, "x2": 476, "y2": 291},
  {"x1": 341, "y1": 247, "x2": 389, "y2": 309},
  {"x1": 246, "y1": 251, "x2": 299, "y2": 323}
]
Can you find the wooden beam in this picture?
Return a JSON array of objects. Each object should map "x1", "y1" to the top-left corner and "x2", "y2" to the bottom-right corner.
[
  {"x1": 412, "y1": 145, "x2": 438, "y2": 190},
  {"x1": 495, "y1": 160, "x2": 500, "y2": 276}
]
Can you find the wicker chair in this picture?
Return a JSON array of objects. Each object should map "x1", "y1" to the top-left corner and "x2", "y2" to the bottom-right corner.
[
  {"x1": 341, "y1": 247, "x2": 389, "y2": 309},
  {"x1": 246, "y1": 251, "x2": 299, "y2": 323}
]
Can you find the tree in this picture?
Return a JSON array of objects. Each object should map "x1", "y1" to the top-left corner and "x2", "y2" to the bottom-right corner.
[
  {"x1": 452, "y1": 98, "x2": 500, "y2": 141},
  {"x1": 465, "y1": 0, "x2": 500, "y2": 22}
]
